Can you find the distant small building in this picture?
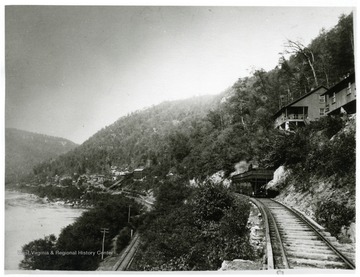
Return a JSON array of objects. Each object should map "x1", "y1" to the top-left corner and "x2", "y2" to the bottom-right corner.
[
  {"x1": 122, "y1": 170, "x2": 131, "y2": 176},
  {"x1": 91, "y1": 174, "x2": 105, "y2": 183},
  {"x1": 322, "y1": 73, "x2": 356, "y2": 115},
  {"x1": 59, "y1": 176, "x2": 73, "y2": 187},
  {"x1": 111, "y1": 170, "x2": 122, "y2": 176},
  {"x1": 274, "y1": 86, "x2": 327, "y2": 131},
  {"x1": 133, "y1": 168, "x2": 144, "y2": 180}
]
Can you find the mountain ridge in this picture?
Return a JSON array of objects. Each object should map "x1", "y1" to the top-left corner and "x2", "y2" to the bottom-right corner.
[
  {"x1": 5, "y1": 128, "x2": 78, "y2": 183},
  {"x1": 14, "y1": 13, "x2": 355, "y2": 185},
  {"x1": 30, "y1": 94, "x2": 222, "y2": 179}
]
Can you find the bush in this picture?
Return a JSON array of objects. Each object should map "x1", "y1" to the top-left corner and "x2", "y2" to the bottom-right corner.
[
  {"x1": 262, "y1": 116, "x2": 355, "y2": 193},
  {"x1": 309, "y1": 115, "x2": 345, "y2": 138},
  {"x1": 315, "y1": 199, "x2": 355, "y2": 238},
  {"x1": 324, "y1": 131, "x2": 355, "y2": 178},
  {"x1": 154, "y1": 180, "x2": 191, "y2": 213},
  {"x1": 259, "y1": 130, "x2": 309, "y2": 169},
  {"x1": 192, "y1": 182, "x2": 233, "y2": 222},
  {"x1": 116, "y1": 227, "x2": 132, "y2": 253},
  {"x1": 133, "y1": 182, "x2": 254, "y2": 270},
  {"x1": 20, "y1": 235, "x2": 57, "y2": 270}
]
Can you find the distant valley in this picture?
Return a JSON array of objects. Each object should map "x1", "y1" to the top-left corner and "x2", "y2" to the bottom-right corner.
[{"x1": 5, "y1": 128, "x2": 78, "y2": 183}]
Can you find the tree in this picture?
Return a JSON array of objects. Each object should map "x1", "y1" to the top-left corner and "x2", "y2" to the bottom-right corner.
[
  {"x1": 20, "y1": 235, "x2": 57, "y2": 270},
  {"x1": 207, "y1": 110, "x2": 224, "y2": 130},
  {"x1": 134, "y1": 182, "x2": 254, "y2": 271},
  {"x1": 284, "y1": 39, "x2": 319, "y2": 87},
  {"x1": 192, "y1": 182, "x2": 233, "y2": 222},
  {"x1": 116, "y1": 227, "x2": 132, "y2": 253},
  {"x1": 309, "y1": 29, "x2": 332, "y2": 87},
  {"x1": 323, "y1": 13, "x2": 354, "y2": 83},
  {"x1": 167, "y1": 131, "x2": 191, "y2": 163}
]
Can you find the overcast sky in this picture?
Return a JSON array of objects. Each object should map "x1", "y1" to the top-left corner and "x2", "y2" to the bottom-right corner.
[{"x1": 5, "y1": 5, "x2": 354, "y2": 144}]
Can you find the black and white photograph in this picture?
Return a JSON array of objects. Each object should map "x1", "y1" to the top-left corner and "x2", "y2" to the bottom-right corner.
[{"x1": 2, "y1": 0, "x2": 357, "y2": 274}]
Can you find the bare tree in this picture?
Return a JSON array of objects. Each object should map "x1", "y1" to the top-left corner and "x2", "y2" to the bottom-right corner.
[{"x1": 284, "y1": 40, "x2": 319, "y2": 87}]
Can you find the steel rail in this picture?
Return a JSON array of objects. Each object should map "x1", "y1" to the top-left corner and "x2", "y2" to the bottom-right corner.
[
  {"x1": 264, "y1": 203, "x2": 290, "y2": 269},
  {"x1": 250, "y1": 198, "x2": 276, "y2": 269},
  {"x1": 113, "y1": 233, "x2": 140, "y2": 271},
  {"x1": 254, "y1": 198, "x2": 290, "y2": 269},
  {"x1": 125, "y1": 245, "x2": 140, "y2": 270},
  {"x1": 273, "y1": 199, "x2": 355, "y2": 270}
]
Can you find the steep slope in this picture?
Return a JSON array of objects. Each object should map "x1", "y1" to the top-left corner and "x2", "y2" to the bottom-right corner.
[
  {"x1": 31, "y1": 94, "x2": 220, "y2": 180},
  {"x1": 265, "y1": 115, "x2": 356, "y2": 242},
  {"x1": 28, "y1": 13, "x2": 355, "y2": 184},
  {"x1": 5, "y1": 128, "x2": 78, "y2": 183}
]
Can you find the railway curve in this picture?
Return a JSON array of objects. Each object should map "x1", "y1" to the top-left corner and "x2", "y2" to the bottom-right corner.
[{"x1": 251, "y1": 198, "x2": 355, "y2": 270}]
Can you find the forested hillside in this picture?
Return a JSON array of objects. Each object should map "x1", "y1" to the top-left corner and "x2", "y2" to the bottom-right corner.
[
  {"x1": 28, "y1": 13, "x2": 354, "y2": 184},
  {"x1": 15, "y1": 12, "x2": 355, "y2": 271},
  {"x1": 5, "y1": 128, "x2": 77, "y2": 183},
  {"x1": 31, "y1": 94, "x2": 221, "y2": 180},
  {"x1": 266, "y1": 116, "x2": 356, "y2": 240}
]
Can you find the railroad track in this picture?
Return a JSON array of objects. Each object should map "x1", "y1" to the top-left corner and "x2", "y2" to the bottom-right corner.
[
  {"x1": 251, "y1": 198, "x2": 355, "y2": 270},
  {"x1": 112, "y1": 232, "x2": 141, "y2": 271},
  {"x1": 111, "y1": 194, "x2": 152, "y2": 271}
]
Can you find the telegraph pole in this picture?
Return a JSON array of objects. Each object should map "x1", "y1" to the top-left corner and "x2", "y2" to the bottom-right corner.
[
  {"x1": 128, "y1": 205, "x2": 131, "y2": 223},
  {"x1": 100, "y1": 228, "x2": 109, "y2": 260},
  {"x1": 128, "y1": 205, "x2": 133, "y2": 238}
]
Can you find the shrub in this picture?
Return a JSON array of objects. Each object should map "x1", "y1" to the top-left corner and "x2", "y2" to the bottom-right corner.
[
  {"x1": 315, "y1": 199, "x2": 355, "y2": 238},
  {"x1": 134, "y1": 183, "x2": 254, "y2": 270},
  {"x1": 192, "y1": 182, "x2": 233, "y2": 222},
  {"x1": 20, "y1": 235, "x2": 57, "y2": 270},
  {"x1": 309, "y1": 115, "x2": 345, "y2": 138},
  {"x1": 263, "y1": 116, "x2": 355, "y2": 193},
  {"x1": 116, "y1": 227, "x2": 132, "y2": 253}
]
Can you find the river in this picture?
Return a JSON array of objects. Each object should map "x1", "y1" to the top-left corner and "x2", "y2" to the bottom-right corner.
[{"x1": 5, "y1": 190, "x2": 86, "y2": 270}]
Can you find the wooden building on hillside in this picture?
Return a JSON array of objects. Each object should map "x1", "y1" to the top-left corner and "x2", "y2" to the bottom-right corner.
[
  {"x1": 133, "y1": 168, "x2": 144, "y2": 180},
  {"x1": 274, "y1": 86, "x2": 327, "y2": 131},
  {"x1": 232, "y1": 168, "x2": 274, "y2": 196},
  {"x1": 322, "y1": 73, "x2": 356, "y2": 115}
]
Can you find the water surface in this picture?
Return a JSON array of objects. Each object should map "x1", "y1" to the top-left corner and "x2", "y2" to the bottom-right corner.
[{"x1": 5, "y1": 190, "x2": 86, "y2": 270}]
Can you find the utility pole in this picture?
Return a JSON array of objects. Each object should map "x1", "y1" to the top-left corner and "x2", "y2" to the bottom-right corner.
[
  {"x1": 128, "y1": 205, "x2": 133, "y2": 238},
  {"x1": 128, "y1": 205, "x2": 131, "y2": 223},
  {"x1": 100, "y1": 228, "x2": 109, "y2": 260}
]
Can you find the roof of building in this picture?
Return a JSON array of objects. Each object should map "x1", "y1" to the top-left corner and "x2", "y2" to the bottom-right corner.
[
  {"x1": 321, "y1": 73, "x2": 355, "y2": 96},
  {"x1": 273, "y1": 86, "x2": 328, "y2": 118},
  {"x1": 232, "y1": 168, "x2": 274, "y2": 182}
]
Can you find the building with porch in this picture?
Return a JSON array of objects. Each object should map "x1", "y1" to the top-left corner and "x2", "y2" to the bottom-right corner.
[
  {"x1": 274, "y1": 86, "x2": 327, "y2": 130},
  {"x1": 322, "y1": 73, "x2": 356, "y2": 115}
]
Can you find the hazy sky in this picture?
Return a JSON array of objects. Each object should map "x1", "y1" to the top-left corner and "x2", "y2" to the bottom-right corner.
[{"x1": 5, "y1": 5, "x2": 354, "y2": 144}]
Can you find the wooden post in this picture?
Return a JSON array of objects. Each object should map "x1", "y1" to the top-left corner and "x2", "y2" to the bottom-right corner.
[
  {"x1": 128, "y1": 206, "x2": 131, "y2": 223},
  {"x1": 100, "y1": 228, "x2": 109, "y2": 260}
]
